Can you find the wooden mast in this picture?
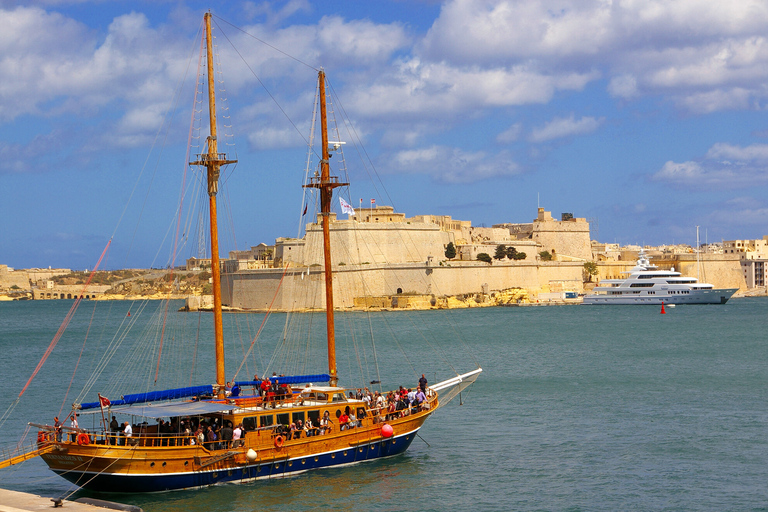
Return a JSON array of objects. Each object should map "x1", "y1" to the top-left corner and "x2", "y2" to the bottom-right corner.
[
  {"x1": 305, "y1": 70, "x2": 347, "y2": 387},
  {"x1": 190, "y1": 12, "x2": 236, "y2": 398}
]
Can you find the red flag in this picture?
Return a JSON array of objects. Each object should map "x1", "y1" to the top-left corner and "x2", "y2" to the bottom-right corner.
[
  {"x1": 371, "y1": 198, "x2": 375, "y2": 206},
  {"x1": 99, "y1": 394, "x2": 111, "y2": 408},
  {"x1": 302, "y1": 204, "x2": 308, "y2": 216}
]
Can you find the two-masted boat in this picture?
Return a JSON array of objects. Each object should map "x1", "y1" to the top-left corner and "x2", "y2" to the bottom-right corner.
[{"x1": 1, "y1": 13, "x2": 480, "y2": 493}]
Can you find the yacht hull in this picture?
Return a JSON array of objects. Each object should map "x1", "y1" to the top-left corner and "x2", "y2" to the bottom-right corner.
[{"x1": 583, "y1": 288, "x2": 737, "y2": 305}]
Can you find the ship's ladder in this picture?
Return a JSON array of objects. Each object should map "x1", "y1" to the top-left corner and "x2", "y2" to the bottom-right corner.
[{"x1": 0, "y1": 438, "x2": 56, "y2": 470}]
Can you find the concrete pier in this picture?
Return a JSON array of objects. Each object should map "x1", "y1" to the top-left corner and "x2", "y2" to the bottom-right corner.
[{"x1": 0, "y1": 488, "x2": 141, "y2": 512}]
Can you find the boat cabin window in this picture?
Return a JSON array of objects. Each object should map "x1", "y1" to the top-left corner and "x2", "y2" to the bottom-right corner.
[
  {"x1": 276, "y1": 413, "x2": 289, "y2": 427},
  {"x1": 242, "y1": 416, "x2": 258, "y2": 431},
  {"x1": 259, "y1": 415, "x2": 274, "y2": 428},
  {"x1": 292, "y1": 412, "x2": 305, "y2": 424},
  {"x1": 331, "y1": 393, "x2": 347, "y2": 403},
  {"x1": 308, "y1": 410, "x2": 320, "y2": 423}
]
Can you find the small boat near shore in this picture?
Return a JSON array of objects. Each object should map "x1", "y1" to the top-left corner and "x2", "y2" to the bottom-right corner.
[{"x1": 583, "y1": 250, "x2": 737, "y2": 305}]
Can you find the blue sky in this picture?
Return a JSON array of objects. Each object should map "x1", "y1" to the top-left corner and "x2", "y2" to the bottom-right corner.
[{"x1": 2, "y1": 0, "x2": 768, "y2": 270}]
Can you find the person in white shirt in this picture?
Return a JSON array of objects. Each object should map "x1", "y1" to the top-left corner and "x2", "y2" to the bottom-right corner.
[{"x1": 123, "y1": 422, "x2": 133, "y2": 446}]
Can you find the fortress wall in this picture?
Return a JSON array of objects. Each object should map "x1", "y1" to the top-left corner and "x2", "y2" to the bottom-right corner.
[
  {"x1": 532, "y1": 219, "x2": 592, "y2": 260},
  {"x1": 223, "y1": 261, "x2": 585, "y2": 311},
  {"x1": 303, "y1": 221, "x2": 450, "y2": 266}
]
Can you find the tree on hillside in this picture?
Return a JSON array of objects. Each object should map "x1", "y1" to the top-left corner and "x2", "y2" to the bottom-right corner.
[
  {"x1": 506, "y1": 246, "x2": 517, "y2": 259},
  {"x1": 494, "y1": 244, "x2": 507, "y2": 260},
  {"x1": 539, "y1": 250, "x2": 553, "y2": 261},
  {"x1": 477, "y1": 253, "x2": 492, "y2": 264},
  {"x1": 444, "y1": 242, "x2": 457, "y2": 260},
  {"x1": 514, "y1": 251, "x2": 527, "y2": 260}
]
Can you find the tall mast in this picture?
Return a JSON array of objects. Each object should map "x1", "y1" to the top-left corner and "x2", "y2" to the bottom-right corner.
[
  {"x1": 190, "y1": 12, "x2": 236, "y2": 398},
  {"x1": 305, "y1": 70, "x2": 347, "y2": 387}
]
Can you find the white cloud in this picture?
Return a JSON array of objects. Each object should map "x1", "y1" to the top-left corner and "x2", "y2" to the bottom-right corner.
[
  {"x1": 529, "y1": 114, "x2": 603, "y2": 143},
  {"x1": 652, "y1": 143, "x2": 768, "y2": 188},
  {"x1": 421, "y1": 0, "x2": 768, "y2": 113},
  {"x1": 497, "y1": 123, "x2": 522, "y2": 143},
  {"x1": 391, "y1": 145, "x2": 521, "y2": 183}
]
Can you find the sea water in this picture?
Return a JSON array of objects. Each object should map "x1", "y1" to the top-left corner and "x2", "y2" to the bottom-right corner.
[{"x1": 0, "y1": 298, "x2": 767, "y2": 511}]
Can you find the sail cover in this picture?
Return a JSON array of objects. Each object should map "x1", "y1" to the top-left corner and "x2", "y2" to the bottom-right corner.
[{"x1": 90, "y1": 401, "x2": 234, "y2": 418}]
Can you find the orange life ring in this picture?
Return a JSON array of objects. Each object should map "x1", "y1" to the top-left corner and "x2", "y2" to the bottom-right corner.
[
  {"x1": 37, "y1": 431, "x2": 45, "y2": 443},
  {"x1": 274, "y1": 435, "x2": 284, "y2": 448},
  {"x1": 76, "y1": 433, "x2": 90, "y2": 445}
]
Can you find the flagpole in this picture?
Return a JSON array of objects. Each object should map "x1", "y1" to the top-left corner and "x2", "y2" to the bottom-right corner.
[{"x1": 97, "y1": 393, "x2": 108, "y2": 433}]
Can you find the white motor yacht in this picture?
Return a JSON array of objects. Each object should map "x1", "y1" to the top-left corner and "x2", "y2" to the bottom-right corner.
[{"x1": 583, "y1": 250, "x2": 737, "y2": 305}]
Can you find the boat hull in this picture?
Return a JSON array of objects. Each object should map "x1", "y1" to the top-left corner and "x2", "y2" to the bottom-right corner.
[
  {"x1": 48, "y1": 431, "x2": 417, "y2": 493},
  {"x1": 40, "y1": 408, "x2": 428, "y2": 494},
  {"x1": 582, "y1": 288, "x2": 737, "y2": 305}
]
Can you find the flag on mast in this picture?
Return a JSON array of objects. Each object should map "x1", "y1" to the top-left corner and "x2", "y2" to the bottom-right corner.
[{"x1": 339, "y1": 197, "x2": 355, "y2": 215}]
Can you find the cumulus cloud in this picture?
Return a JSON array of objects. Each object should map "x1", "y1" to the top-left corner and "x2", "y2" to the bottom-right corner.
[
  {"x1": 420, "y1": 0, "x2": 768, "y2": 113},
  {"x1": 652, "y1": 143, "x2": 768, "y2": 188},
  {"x1": 528, "y1": 114, "x2": 603, "y2": 143},
  {"x1": 390, "y1": 145, "x2": 521, "y2": 183}
]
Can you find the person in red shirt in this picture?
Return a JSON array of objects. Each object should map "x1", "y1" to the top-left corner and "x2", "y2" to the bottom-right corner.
[{"x1": 339, "y1": 407, "x2": 350, "y2": 430}]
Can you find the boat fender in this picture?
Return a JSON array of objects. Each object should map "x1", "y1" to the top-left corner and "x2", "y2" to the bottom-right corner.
[
  {"x1": 74, "y1": 497, "x2": 144, "y2": 512},
  {"x1": 246, "y1": 448, "x2": 258, "y2": 461},
  {"x1": 274, "y1": 435, "x2": 284, "y2": 448},
  {"x1": 76, "y1": 433, "x2": 90, "y2": 445},
  {"x1": 381, "y1": 424, "x2": 393, "y2": 438}
]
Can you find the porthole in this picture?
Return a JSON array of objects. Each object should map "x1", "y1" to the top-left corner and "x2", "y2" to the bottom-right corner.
[
  {"x1": 184, "y1": 460, "x2": 189, "y2": 466},
  {"x1": 228, "y1": 470, "x2": 233, "y2": 476},
  {"x1": 331, "y1": 454, "x2": 335, "y2": 459},
  {"x1": 162, "y1": 462, "x2": 167, "y2": 467},
  {"x1": 302, "y1": 459, "x2": 306, "y2": 465},
  {"x1": 150, "y1": 462, "x2": 155, "y2": 467},
  {"x1": 314, "y1": 456, "x2": 319, "y2": 462},
  {"x1": 359, "y1": 448, "x2": 363, "y2": 453},
  {"x1": 343, "y1": 451, "x2": 348, "y2": 457},
  {"x1": 288, "y1": 461, "x2": 293, "y2": 467},
  {"x1": 212, "y1": 472, "x2": 218, "y2": 478},
  {"x1": 274, "y1": 463, "x2": 280, "y2": 469}
]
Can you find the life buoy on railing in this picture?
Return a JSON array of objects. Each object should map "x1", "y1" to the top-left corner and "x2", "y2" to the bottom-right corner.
[
  {"x1": 274, "y1": 435, "x2": 284, "y2": 448},
  {"x1": 77, "y1": 433, "x2": 90, "y2": 445},
  {"x1": 37, "y1": 431, "x2": 45, "y2": 443}
]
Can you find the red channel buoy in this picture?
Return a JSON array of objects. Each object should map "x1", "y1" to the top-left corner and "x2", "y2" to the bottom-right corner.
[
  {"x1": 660, "y1": 302, "x2": 666, "y2": 314},
  {"x1": 381, "y1": 424, "x2": 393, "y2": 438}
]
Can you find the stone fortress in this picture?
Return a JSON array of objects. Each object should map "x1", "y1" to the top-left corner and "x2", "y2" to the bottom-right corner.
[
  {"x1": 3, "y1": 206, "x2": 762, "y2": 307},
  {"x1": 218, "y1": 206, "x2": 749, "y2": 311}
]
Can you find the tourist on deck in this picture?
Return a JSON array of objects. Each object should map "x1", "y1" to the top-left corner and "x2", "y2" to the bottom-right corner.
[
  {"x1": 319, "y1": 411, "x2": 331, "y2": 435},
  {"x1": 123, "y1": 422, "x2": 132, "y2": 446},
  {"x1": 109, "y1": 416, "x2": 119, "y2": 445},
  {"x1": 419, "y1": 374, "x2": 428, "y2": 392},
  {"x1": 339, "y1": 407, "x2": 350, "y2": 430},
  {"x1": 221, "y1": 421, "x2": 233, "y2": 449},
  {"x1": 232, "y1": 423, "x2": 243, "y2": 447},
  {"x1": 53, "y1": 416, "x2": 62, "y2": 442},
  {"x1": 69, "y1": 414, "x2": 79, "y2": 442}
]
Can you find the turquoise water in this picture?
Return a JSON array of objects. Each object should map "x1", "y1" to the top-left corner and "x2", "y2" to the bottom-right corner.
[{"x1": 1, "y1": 298, "x2": 767, "y2": 511}]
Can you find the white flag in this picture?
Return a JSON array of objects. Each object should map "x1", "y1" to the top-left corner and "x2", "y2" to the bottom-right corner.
[{"x1": 339, "y1": 197, "x2": 355, "y2": 215}]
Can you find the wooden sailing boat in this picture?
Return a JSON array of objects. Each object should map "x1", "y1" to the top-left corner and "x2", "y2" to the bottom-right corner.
[{"x1": 1, "y1": 13, "x2": 481, "y2": 492}]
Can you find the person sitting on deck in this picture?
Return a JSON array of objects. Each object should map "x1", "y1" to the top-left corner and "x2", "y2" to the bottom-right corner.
[
  {"x1": 339, "y1": 407, "x2": 350, "y2": 430},
  {"x1": 231, "y1": 383, "x2": 241, "y2": 397},
  {"x1": 319, "y1": 411, "x2": 331, "y2": 434}
]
